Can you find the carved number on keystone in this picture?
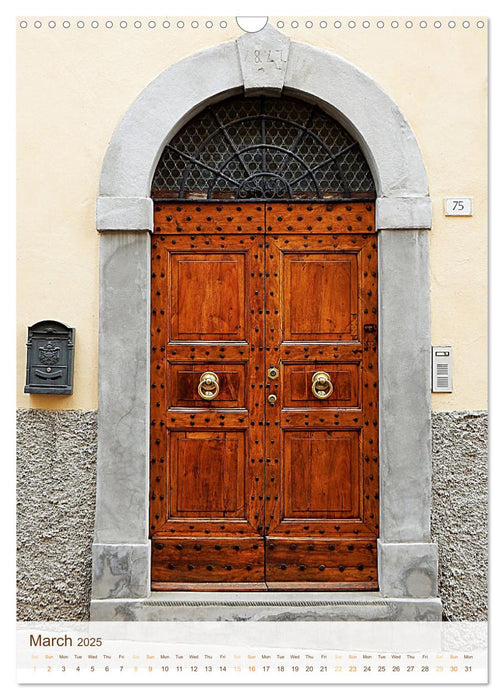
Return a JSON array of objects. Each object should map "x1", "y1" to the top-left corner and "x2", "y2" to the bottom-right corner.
[{"x1": 253, "y1": 49, "x2": 287, "y2": 70}]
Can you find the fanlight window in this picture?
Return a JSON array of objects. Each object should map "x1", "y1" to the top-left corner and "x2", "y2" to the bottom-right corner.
[{"x1": 151, "y1": 96, "x2": 375, "y2": 201}]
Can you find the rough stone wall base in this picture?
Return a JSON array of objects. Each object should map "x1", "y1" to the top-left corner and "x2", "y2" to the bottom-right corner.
[
  {"x1": 16, "y1": 409, "x2": 97, "y2": 621},
  {"x1": 16, "y1": 409, "x2": 487, "y2": 621},
  {"x1": 431, "y1": 411, "x2": 488, "y2": 621}
]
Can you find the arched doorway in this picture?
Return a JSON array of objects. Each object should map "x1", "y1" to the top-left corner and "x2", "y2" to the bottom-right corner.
[
  {"x1": 149, "y1": 95, "x2": 378, "y2": 590},
  {"x1": 92, "y1": 25, "x2": 440, "y2": 619}
]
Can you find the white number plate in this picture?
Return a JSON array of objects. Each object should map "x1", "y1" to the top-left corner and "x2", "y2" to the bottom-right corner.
[{"x1": 444, "y1": 198, "x2": 472, "y2": 216}]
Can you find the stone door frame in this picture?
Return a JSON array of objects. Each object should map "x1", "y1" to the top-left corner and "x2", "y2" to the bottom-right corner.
[{"x1": 92, "y1": 25, "x2": 440, "y2": 620}]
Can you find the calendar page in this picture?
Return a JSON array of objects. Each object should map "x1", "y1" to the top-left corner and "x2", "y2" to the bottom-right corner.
[
  {"x1": 15, "y1": 6, "x2": 489, "y2": 688},
  {"x1": 17, "y1": 621, "x2": 487, "y2": 683}
]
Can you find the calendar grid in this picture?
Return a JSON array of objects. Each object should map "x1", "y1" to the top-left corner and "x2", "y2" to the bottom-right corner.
[{"x1": 17, "y1": 621, "x2": 487, "y2": 684}]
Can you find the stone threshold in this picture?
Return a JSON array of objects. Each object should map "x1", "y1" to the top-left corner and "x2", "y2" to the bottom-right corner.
[
  {"x1": 144, "y1": 592, "x2": 388, "y2": 606},
  {"x1": 91, "y1": 592, "x2": 442, "y2": 621}
]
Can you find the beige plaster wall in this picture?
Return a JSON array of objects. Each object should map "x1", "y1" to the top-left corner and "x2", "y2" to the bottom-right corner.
[{"x1": 17, "y1": 16, "x2": 487, "y2": 411}]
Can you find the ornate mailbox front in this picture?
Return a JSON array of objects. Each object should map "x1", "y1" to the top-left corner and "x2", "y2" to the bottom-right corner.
[{"x1": 24, "y1": 320, "x2": 75, "y2": 395}]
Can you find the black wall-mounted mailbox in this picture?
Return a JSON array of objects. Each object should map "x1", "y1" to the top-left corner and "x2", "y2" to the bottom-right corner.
[{"x1": 24, "y1": 320, "x2": 75, "y2": 395}]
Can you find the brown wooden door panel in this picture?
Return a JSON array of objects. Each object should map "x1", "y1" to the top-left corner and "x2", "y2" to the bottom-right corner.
[
  {"x1": 170, "y1": 253, "x2": 247, "y2": 341},
  {"x1": 151, "y1": 202, "x2": 378, "y2": 590},
  {"x1": 150, "y1": 229, "x2": 265, "y2": 585},
  {"x1": 152, "y1": 537, "x2": 265, "y2": 588},
  {"x1": 264, "y1": 218, "x2": 378, "y2": 588},
  {"x1": 283, "y1": 253, "x2": 359, "y2": 340},
  {"x1": 265, "y1": 539, "x2": 377, "y2": 590},
  {"x1": 282, "y1": 362, "x2": 360, "y2": 408},
  {"x1": 276, "y1": 344, "x2": 363, "y2": 362},
  {"x1": 169, "y1": 363, "x2": 246, "y2": 408},
  {"x1": 169, "y1": 431, "x2": 246, "y2": 518},
  {"x1": 165, "y1": 413, "x2": 249, "y2": 430},
  {"x1": 280, "y1": 411, "x2": 363, "y2": 430},
  {"x1": 283, "y1": 430, "x2": 361, "y2": 519},
  {"x1": 264, "y1": 202, "x2": 375, "y2": 234},
  {"x1": 155, "y1": 202, "x2": 265, "y2": 235}
]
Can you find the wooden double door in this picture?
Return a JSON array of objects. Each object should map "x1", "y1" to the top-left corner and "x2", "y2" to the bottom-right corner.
[{"x1": 150, "y1": 202, "x2": 379, "y2": 590}]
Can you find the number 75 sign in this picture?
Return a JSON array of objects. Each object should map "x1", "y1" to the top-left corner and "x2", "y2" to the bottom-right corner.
[{"x1": 444, "y1": 197, "x2": 472, "y2": 216}]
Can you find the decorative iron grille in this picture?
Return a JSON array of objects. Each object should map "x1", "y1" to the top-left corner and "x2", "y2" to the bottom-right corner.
[{"x1": 151, "y1": 96, "x2": 375, "y2": 201}]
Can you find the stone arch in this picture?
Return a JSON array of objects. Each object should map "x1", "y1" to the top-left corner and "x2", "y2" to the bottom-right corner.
[
  {"x1": 92, "y1": 24, "x2": 440, "y2": 621},
  {"x1": 97, "y1": 25, "x2": 431, "y2": 230}
]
